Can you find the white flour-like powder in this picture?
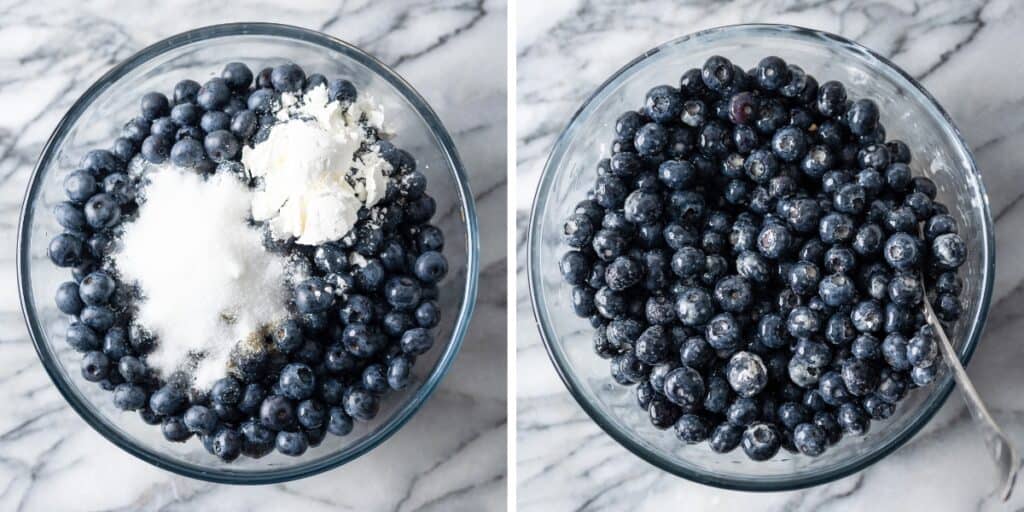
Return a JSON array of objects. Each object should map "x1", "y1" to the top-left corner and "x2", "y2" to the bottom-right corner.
[
  {"x1": 242, "y1": 84, "x2": 392, "y2": 245},
  {"x1": 114, "y1": 167, "x2": 290, "y2": 389}
]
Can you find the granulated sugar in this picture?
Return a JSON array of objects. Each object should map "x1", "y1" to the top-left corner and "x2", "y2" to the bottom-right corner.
[{"x1": 114, "y1": 166, "x2": 290, "y2": 389}]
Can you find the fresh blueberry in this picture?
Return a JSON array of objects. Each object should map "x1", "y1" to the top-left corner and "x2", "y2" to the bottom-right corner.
[
  {"x1": 184, "y1": 405, "x2": 218, "y2": 435},
  {"x1": 210, "y1": 428, "x2": 243, "y2": 462},
  {"x1": 343, "y1": 386, "x2": 379, "y2": 421},
  {"x1": 931, "y1": 233, "x2": 966, "y2": 269},
  {"x1": 662, "y1": 366, "x2": 704, "y2": 407},
  {"x1": 674, "y1": 414, "x2": 711, "y2": 444},
  {"x1": 703, "y1": 312, "x2": 740, "y2": 352},
  {"x1": 197, "y1": 78, "x2": 231, "y2": 111},
  {"x1": 742, "y1": 423, "x2": 781, "y2": 461},
  {"x1": 294, "y1": 278, "x2": 334, "y2": 313},
  {"x1": 275, "y1": 430, "x2": 308, "y2": 457},
  {"x1": 725, "y1": 351, "x2": 767, "y2": 398},
  {"x1": 400, "y1": 327, "x2": 434, "y2": 355},
  {"x1": 771, "y1": 126, "x2": 807, "y2": 162},
  {"x1": 644, "y1": 85, "x2": 682, "y2": 123},
  {"x1": 278, "y1": 363, "x2": 316, "y2": 400},
  {"x1": 221, "y1": 62, "x2": 253, "y2": 91},
  {"x1": 140, "y1": 92, "x2": 170, "y2": 120}
]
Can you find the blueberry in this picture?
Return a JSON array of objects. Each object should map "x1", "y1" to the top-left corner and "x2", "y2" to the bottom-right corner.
[
  {"x1": 164, "y1": 82, "x2": 198, "y2": 109},
  {"x1": 634, "y1": 122, "x2": 667, "y2": 156},
  {"x1": 674, "y1": 414, "x2": 711, "y2": 444},
  {"x1": 79, "y1": 350, "x2": 110, "y2": 382},
  {"x1": 714, "y1": 275, "x2": 752, "y2": 312},
  {"x1": 259, "y1": 395, "x2": 296, "y2": 430},
  {"x1": 787, "y1": 261, "x2": 820, "y2": 296},
  {"x1": 275, "y1": 430, "x2": 308, "y2": 457},
  {"x1": 272, "y1": 319, "x2": 304, "y2": 354},
  {"x1": 757, "y1": 224, "x2": 791, "y2": 259},
  {"x1": 884, "y1": 232, "x2": 920, "y2": 271},
  {"x1": 705, "y1": 423, "x2": 742, "y2": 453},
  {"x1": 294, "y1": 278, "x2": 334, "y2": 313},
  {"x1": 229, "y1": 109, "x2": 258, "y2": 141},
  {"x1": 384, "y1": 276, "x2": 422, "y2": 311},
  {"x1": 295, "y1": 398, "x2": 326, "y2": 429},
  {"x1": 82, "y1": 193, "x2": 121, "y2": 230},
  {"x1": 149, "y1": 385, "x2": 186, "y2": 415},
  {"x1": 80, "y1": 306, "x2": 114, "y2": 332},
  {"x1": 907, "y1": 330, "x2": 938, "y2": 368},
  {"x1": 888, "y1": 273, "x2": 923, "y2": 306},
  {"x1": 167, "y1": 138, "x2": 206, "y2": 169},
  {"x1": 140, "y1": 92, "x2": 170, "y2": 120},
  {"x1": 793, "y1": 423, "x2": 827, "y2": 456},
  {"x1": 794, "y1": 339, "x2": 832, "y2": 367},
  {"x1": 885, "y1": 206, "x2": 917, "y2": 233},
  {"x1": 221, "y1": 62, "x2": 253, "y2": 91},
  {"x1": 343, "y1": 386, "x2": 379, "y2": 420},
  {"x1": 623, "y1": 189, "x2": 663, "y2": 224},
  {"x1": 327, "y1": 78, "x2": 358, "y2": 103},
  {"x1": 701, "y1": 55, "x2": 735, "y2": 93},
  {"x1": 736, "y1": 251, "x2": 771, "y2": 285},
  {"x1": 197, "y1": 78, "x2": 231, "y2": 111},
  {"x1": 102, "y1": 173, "x2": 133, "y2": 204},
  {"x1": 669, "y1": 247, "x2": 703, "y2": 278},
  {"x1": 562, "y1": 213, "x2": 594, "y2": 248},
  {"x1": 662, "y1": 366, "x2": 704, "y2": 407},
  {"x1": 789, "y1": 357, "x2": 823, "y2": 388},
  {"x1": 911, "y1": 363, "x2": 939, "y2": 386},
  {"x1": 113, "y1": 383, "x2": 147, "y2": 410},
  {"x1": 239, "y1": 420, "x2": 275, "y2": 459},
  {"x1": 818, "y1": 273, "x2": 855, "y2": 307},
  {"x1": 279, "y1": 363, "x2": 316, "y2": 400},
  {"x1": 643, "y1": 85, "x2": 682, "y2": 123},
  {"x1": 203, "y1": 130, "x2": 240, "y2": 162},
  {"x1": 787, "y1": 306, "x2": 819, "y2": 338},
  {"x1": 771, "y1": 126, "x2": 808, "y2": 162},
  {"x1": 851, "y1": 299, "x2": 883, "y2": 333},
  {"x1": 210, "y1": 377, "x2": 241, "y2": 405},
  {"x1": 78, "y1": 271, "x2": 115, "y2": 306},
  {"x1": 931, "y1": 233, "x2": 966, "y2": 269},
  {"x1": 833, "y1": 183, "x2": 866, "y2": 214},
  {"x1": 705, "y1": 312, "x2": 741, "y2": 352},
  {"x1": 753, "y1": 56, "x2": 788, "y2": 90},
  {"x1": 819, "y1": 212, "x2": 854, "y2": 245},
  {"x1": 140, "y1": 135, "x2": 172, "y2": 163},
  {"x1": 55, "y1": 281, "x2": 84, "y2": 315},
  {"x1": 845, "y1": 99, "x2": 879, "y2": 136},
  {"x1": 266, "y1": 62, "x2": 301, "y2": 93},
  {"x1": 400, "y1": 327, "x2": 434, "y2": 355},
  {"x1": 211, "y1": 427, "x2": 243, "y2": 462},
  {"x1": 63, "y1": 169, "x2": 97, "y2": 203},
  {"x1": 324, "y1": 407, "x2": 354, "y2": 437},
  {"x1": 247, "y1": 88, "x2": 279, "y2": 113},
  {"x1": 724, "y1": 351, "x2": 767, "y2": 398},
  {"x1": 742, "y1": 423, "x2": 781, "y2": 461},
  {"x1": 184, "y1": 405, "x2": 218, "y2": 435},
  {"x1": 935, "y1": 272, "x2": 962, "y2": 295},
  {"x1": 238, "y1": 383, "x2": 266, "y2": 415}
]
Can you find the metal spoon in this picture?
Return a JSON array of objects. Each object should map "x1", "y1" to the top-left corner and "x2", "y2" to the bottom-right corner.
[{"x1": 920, "y1": 291, "x2": 1019, "y2": 501}]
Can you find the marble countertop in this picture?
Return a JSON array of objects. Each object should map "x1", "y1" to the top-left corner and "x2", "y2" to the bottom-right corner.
[
  {"x1": 516, "y1": 0, "x2": 1024, "y2": 510},
  {"x1": 0, "y1": 0, "x2": 506, "y2": 510}
]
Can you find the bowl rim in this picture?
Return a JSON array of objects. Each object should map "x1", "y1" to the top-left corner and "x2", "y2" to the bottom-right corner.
[
  {"x1": 17, "y1": 22, "x2": 479, "y2": 484},
  {"x1": 527, "y1": 23, "x2": 995, "y2": 491}
]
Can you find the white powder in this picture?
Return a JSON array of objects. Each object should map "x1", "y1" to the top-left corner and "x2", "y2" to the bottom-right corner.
[
  {"x1": 114, "y1": 167, "x2": 290, "y2": 390},
  {"x1": 242, "y1": 84, "x2": 392, "y2": 246}
]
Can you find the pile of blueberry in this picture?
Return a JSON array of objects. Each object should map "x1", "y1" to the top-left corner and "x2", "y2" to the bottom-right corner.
[
  {"x1": 48, "y1": 62, "x2": 448, "y2": 461},
  {"x1": 559, "y1": 55, "x2": 967, "y2": 460}
]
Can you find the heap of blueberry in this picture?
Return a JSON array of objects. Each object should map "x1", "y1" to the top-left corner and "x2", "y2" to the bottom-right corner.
[
  {"x1": 48, "y1": 62, "x2": 448, "y2": 461},
  {"x1": 559, "y1": 55, "x2": 967, "y2": 460}
]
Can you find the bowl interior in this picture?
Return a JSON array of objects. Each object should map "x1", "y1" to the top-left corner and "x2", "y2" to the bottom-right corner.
[
  {"x1": 529, "y1": 25, "x2": 993, "y2": 490},
  {"x1": 20, "y1": 25, "x2": 476, "y2": 482}
]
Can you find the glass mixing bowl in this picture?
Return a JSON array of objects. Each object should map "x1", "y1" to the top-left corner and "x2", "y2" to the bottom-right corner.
[
  {"x1": 17, "y1": 23, "x2": 478, "y2": 484},
  {"x1": 527, "y1": 24, "x2": 994, "y2": 491}
]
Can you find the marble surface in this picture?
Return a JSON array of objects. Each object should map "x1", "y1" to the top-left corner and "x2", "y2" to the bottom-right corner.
[
  {"x1": 0, "y1": 0, "x2": 506, "y2": 510},
  {"x1": 517, "y1": 0, "x2": 1024, "y2": 510}
]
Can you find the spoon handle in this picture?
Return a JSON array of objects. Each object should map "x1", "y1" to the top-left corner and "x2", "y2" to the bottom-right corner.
[{"x1": 922, "y1": 299, "x2": 1019, "y2": 501}]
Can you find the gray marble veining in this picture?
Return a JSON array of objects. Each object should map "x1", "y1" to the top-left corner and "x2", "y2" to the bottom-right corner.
[
  {"x1": 517, "y1": 0, "x2": 1024, "y2": 510},
  {"x1": 0, "y1": 0, "x2": 506, "y2": 510}
]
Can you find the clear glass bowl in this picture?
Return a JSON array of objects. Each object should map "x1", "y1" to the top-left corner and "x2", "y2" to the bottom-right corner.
[
  {"x1": 17, "y1": 23, "x2": 478, "y2": 484},
  {"x1": 527, "y1": 24, "x2": 994, "y2": 491}
]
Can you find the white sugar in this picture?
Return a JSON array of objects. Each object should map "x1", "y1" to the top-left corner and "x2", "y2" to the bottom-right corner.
[{"x1": 114, "y1": 167, "x2": 290, "y2": 390}]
